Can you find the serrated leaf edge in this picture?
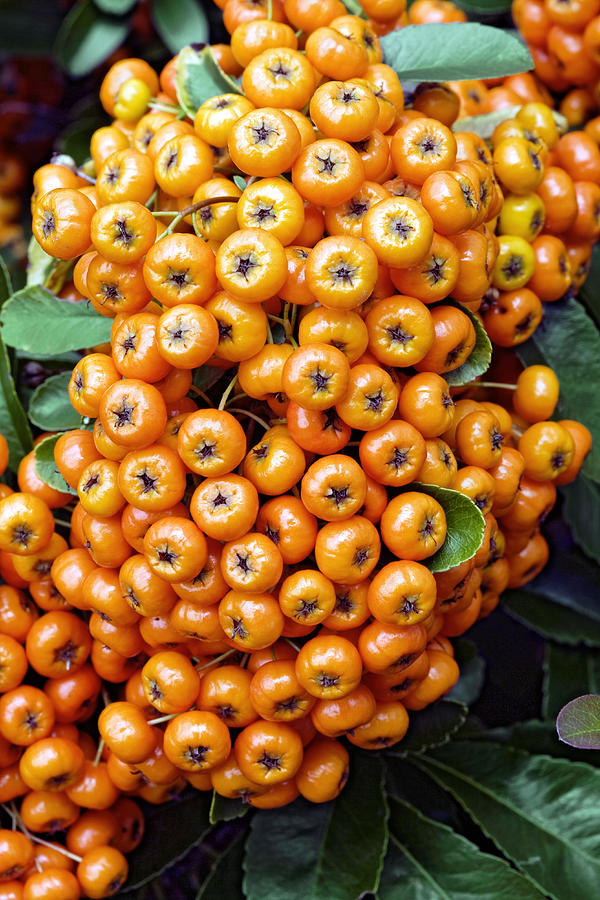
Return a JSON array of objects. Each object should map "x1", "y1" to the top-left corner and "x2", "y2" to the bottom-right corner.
[{"x1": 413, "y1": 745, "x2": 600, "y2": 900}]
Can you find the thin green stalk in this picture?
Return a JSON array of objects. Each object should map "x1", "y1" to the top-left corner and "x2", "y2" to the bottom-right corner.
[
  {"x1": 154, "y1": 196, "x2": 240, "y2": 238},
  {"x1": 227, "y1": 407, "x2": 271, "y2": 431},
  {"x1": 474, "y1": 381, "x2": 516, "y2": 390},
  {"x1": 53, "y1": 518, "x2": 72, "y2": 529},
  {"x1": 147, "y1": 713, "x2": 178, "y2": 726},
  {"x1": 93, "y1": 737, "x2": 104, "y2": 767},
  {"x1": 8, "y1": 804, "x2": 83, "y2": 863},
  {"x1": 196, "y1": 649, "x2": 236, "y2": 671},
  {"x1": 225, "y1": 392, "x2": 249, "y2": 406},
  {"x1": 218, "y1": 374, "x2": 238, "y2": 411},
  {"x1": 189, "y1": 385, "x2": 215, "y2": 407},
  {"x1": 148, "y1": 101, "x2": 183, "y2": 115}
]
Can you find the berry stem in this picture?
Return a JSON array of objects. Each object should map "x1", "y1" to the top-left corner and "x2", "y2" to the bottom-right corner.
[
  {"x1": 153, "y1": 196, "x2": 241, "y2": 238},
  {"x1": 1, "y1": 802, "x2": 17, "y2": 828},
  {"x1": 29, "y1": 835, "x2": 82, "y2": 864},
  {"x1": 196, "y1": 649, "x2": 236, "y2": 671},
  {"x1": 8, "y1": 803, "x2": 83, "y2": 863},
  {"x1": 225, "y1": 392, "x2": 249, "y2": 406},
  {"x1": 148, "y1": 100, "x2": 184, "y2": 115},
  {"x1": 474, "y1": 381, "x2": 516, "y2": 390},
  {"x1": 53, "y1": 518, "x2": 72, "y2": 529},
  {"x1": 189, "y1": 385, "x2": 214, "y2": 407},
  {"x1": 191, "y1": 211, "x2": 203, "y2": 239},
  {"x1": 218, "y1": 374, "x2": 238, "y2": 411},
  {"x1": 93, "y1": 737, "x2": 104, "y2": 767},
  {"x1": 266, "y1": 317, "x2": 274, "y2": 344},
  {"x1": 227, "y1": 407, "x2": 271, "y2": 431},
  {"x1": 147, "y1": 712, "x2": 178, "y2": 725},
  {"x1": 76, "y1": 169, "x2": 96, "y2": 185},
  {"x1": 285, "y1": 638, "x2": 301, "y2": 652},
  {"x1": 145, "y1": 189, "x2": 158, "y2": 209}
]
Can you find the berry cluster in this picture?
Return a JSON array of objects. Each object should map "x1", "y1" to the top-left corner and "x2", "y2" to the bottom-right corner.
[
  {"x1": 513, "y1": 0, "x2": 600, "y2": 126},
  {"x1": 0, "y1": 0, "x2": 595, "y2": 895}
]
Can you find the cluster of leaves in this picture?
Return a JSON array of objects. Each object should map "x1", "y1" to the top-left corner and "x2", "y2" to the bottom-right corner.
[
  {"x1": 501, "y1": 251, "x2": 600, "y2": 749},
  {"x1": 112, "y1": 691, "x2": 600, "y2": 900},
  {"x1": 0, "y1": 0, "x2": 211, "y2": 76}
]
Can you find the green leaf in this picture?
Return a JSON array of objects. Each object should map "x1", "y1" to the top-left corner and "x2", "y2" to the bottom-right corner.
[
  {"x1": 0, "y1": 262, "x2": 33, "y2": 470},
  {"x1": 452, "y1": 106, "x2": 520, "y2": 139},
  {"x1": 453, "y1": 105, "x2": 568, "y2": 140},
  {"x1": 388, "y1": 700, "x2": 467, "y2": 756},
  {"x1": 447, "y1": 638, "x2": 486, "y2": 706},
  {"x1": 243, "y1": 753, "x2": 388, "y2": 900},
  {"x1": 33, "y1": 434, "x2": 76, "y2": 496},
  {"x1": 503, "y1": 589, "x2": 600, "y2": 646},
  {"x1": 386, "y1": 758, "x2": 466, "y2": 833},
  {"x1": 57, "y1": 117, "x2": 104, "y2": 166},
  {"x1": 54, "y1": 0, "x2": 130, "y2": 78},
  {"x1": 453, "y1": 0, "x2": 513, "y2": 13},
  {"x1": 29, "y1": 373, "x2": 81, "y2": 432},
  {"x1": 380, "y1": 24, "x2": 533, "y2": 82},
  {"x1": 0, "y1": 0, "x2": 63, "y2": 55},
  {"x1": 0, "y1": 260, "x2": 11, "y2": 310},
  {"x1": 1, "y1": 287, "x2": 112, "y2": 354},
  {"x1": 543, "y1": 644, "x2": 600, "y2": 720},
  {"x1": 152, "y1": 0, "x2": 209, "y2": 54},
  {"x1": 467, "y1": 718, "x2": 600, "y2": 766},
  {"x1": 410, "y1": 483, "x2": 485, "y2": 573},
  {"x1": 577, "y1": 243, "x2": 600, "y2": 328},
  {"x1": 523, "y1": 545, "x2": 600, "y2": 623},
  {"x1": 417, "y1": 740, "x2": 600, "y2": 899},
  {"x1": 26, "y1": 237, "x2": 74, "y2": 294},
  {"x1": 517, "y1": 298, "x2": 600, "y2": 483},
  {"x1": 340, "y1": 0, "x2": 367, "y2": 15},
  {"x1": 94, "y1": 0, "x2": 137, "y2": 13},
  {"x1": 557, "y1": 695, "x2": 600, "y2": 750},
  {"x1": 233, "y1": 175, "x2": 247, "y2": 191},
  {"x1": 121, "y1": 792, "x2": 212, "y2": 892},
  {"x1": 444, "y1": 301, "x2": 492, "y2": 387},
  {"x1": 175, "y1": 45, "x2": 242, "y2": 119},
  {"x1": 561, "y1": 476, "x2": 600, "y2": 563},
  {"x1": 378, "y1": 797, "x2": 545, "y2": 900},
  {"x1": 193, "y1": 364, "x2": 228, "y2": 393},
  {"x1": 209, "y1": 791, "x2": 249, "y2": 824},
  {"x1": 196, "y1": 830, "x2": 247, "y2": 900}
]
